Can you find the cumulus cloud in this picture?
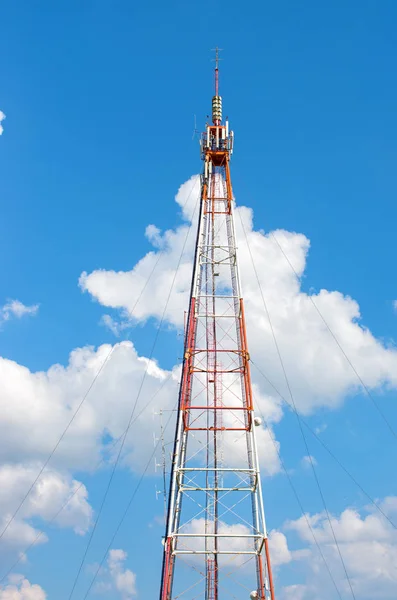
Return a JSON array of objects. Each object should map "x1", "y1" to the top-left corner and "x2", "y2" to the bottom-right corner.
[
  {"x1": 0, "y1": 575, "x2": 46, "y2": 600},
  {"x1": 79, "y1": 174, "x2": 397, "y2": 415},
  {"x1": 257, "y1": 529, "x2": 310, "y2": 577},
  {"x1": 160, "y1": 519, "x2": 298, "y2": 596},
  {"x1": 175, "y1": 517, "x2": 262, "y2": 586},
  {"x1": 0, "y1": 340, "x2": 180, "y2": 567},
  {"x1": 100, "y1": 314, "x2": 130, "y2": 337},
  {"x1": 177, "y1": 520, "x2": 298, "y2": 567},
  {"x1": 0, "y1": 111, "x2": 5, "y2": 136},
  {"x1": 107, "y1": 549, "x2": 137, "y2": 599},
  {"x1": 0, "y1": 464, "x2": 92, "y2": 568},
  {"x1": 181, "y1": 518, "x2": 254, "y2": 553},
  {"x1": 0, "y1": 339, "x2": 279, "y2": 567},
  {"x1": 0, "y1": 301, "x2": 39, "y2": 326},
  {"x1": 1, "y1": 172, "x2": 396, "y2": 584},
  {"x1": 78, "y1": 176, "x2": 201, "y2": 327},
  {"x1": 0, "y1": 341, "x2": 182, "y2": 472},
  {"x1": 0, "y1": 465, "x2": 92, "y2": 535},
  {"x1": 280, "y1": 584, "x2": 308, "y2": 600},
  {"x1": 300, "y1": 455, "x2": 317, "y2": 469},
  {"x1": 268, "y1": 530, "x2": 294, "y2": 567},
  {"x1": 314, "y1": 424, "x2": 327, "y2": 435},
  {"x1": 281, "y1": 497, "x2": 397, "y2": 599},
  {"x1": 75, "y1": 172, "x2": 397, "y2": 599}
]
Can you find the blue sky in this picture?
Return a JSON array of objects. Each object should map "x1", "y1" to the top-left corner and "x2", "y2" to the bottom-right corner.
[{"x1": 1, "y1": 1, "x2": 397, "y2": 599}]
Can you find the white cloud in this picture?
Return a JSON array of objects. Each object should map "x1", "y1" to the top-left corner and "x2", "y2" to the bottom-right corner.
[
  {"x1": 174, "y1": 174, "x2": 202, "y2": 222},
  {"x1": 100, "y1": 314, "x2": 130, "y2": 337},
  {"x1": 0, "y1": 575, "x2": 46, "y2": 600},
  {"x1": 79, "y1": 174, "x2": 397, "y2": 415},
  {"x1": 0, "y1": 341, "x2": 180, "y2": 566},
  {"x1": 78, "y1": 176, "x2": 201, "y2": 328},
  {"x1": 282, "y1": 497, "x2": 397, "y2": 599},
  {"x1": 177, "y1": 519, "x2": 297, "y2": 567},
  {"x1": 268, "y1": 530, "x2": 293, "y2": 566},
  {"x1": 0, "y1": 342, "x2": 178, "y2": 471},
  {"x1": 0, "y1": 336, "x2": 279, "y2": 566},
  {"x1": 393, "y1": 300, "x2": 397, "y2": 312},
  {"x1": 280, "y1": 584, "x2": 308, "y2": 600},
  {"x1": 0, "y1": 465, "x2": 92, "y2": 535},
  {"x1": 0, "y1": 517, "x2": 46, "y2": 561},
  {"x1": 0, "y1": 111, "x2": 5, "y2": 136},
  {"x1": 219, "y1": 417, "x2": 281, "y2": 475},
  {"x1": 177, "y1": 518, "x2": 257, "y2": 571},
  {"x1": 300, "y1": 455, "x2": 317, "y2": 469},
  {"x1": 108, "y1": 549, "x2": 136, "y2": 599},
  {"x1": 158, "y1": 519, "x2": 299, "y2": 596},
  {"x1": 314, "y1": 424, "x2": 327, "y2": 435},
  {"x1": 0, "y1": 301, "x2": 39, "y2": 325},
  {"x1": 1, "y1": 172, "x2": 396, "y2": 582},
  {"x1": 145, "y1": 224, "x2": 165, "y2": 249},
  {"x1": 0, "y1": 464, "x2": 92, "y2": 567}
]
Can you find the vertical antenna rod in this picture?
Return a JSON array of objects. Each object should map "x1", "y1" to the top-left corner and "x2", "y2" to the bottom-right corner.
[
  {"x1": 212, "y1": 47, "x2": 222, "y2": 126},
  {"x1": 214, "y1": 46, "x2": 220, "y2": 96}
]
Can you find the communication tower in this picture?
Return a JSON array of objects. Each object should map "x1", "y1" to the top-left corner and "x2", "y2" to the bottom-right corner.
[{"x1": 159, "y1": 50, "x2": 275, "y2": 600}]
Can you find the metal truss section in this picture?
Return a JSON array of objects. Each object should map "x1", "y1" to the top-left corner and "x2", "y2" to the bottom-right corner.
[{"x1": 159, "y1": 70, "x2": 275, "y2": 600}]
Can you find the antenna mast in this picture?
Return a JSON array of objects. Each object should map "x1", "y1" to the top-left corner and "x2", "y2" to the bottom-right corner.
[
  {"x1": 159, "y1": 51, "x2": 275, "y2": 600},
  {"x1": 212, "y1": 47, "x2": 222, "y2": 126}
]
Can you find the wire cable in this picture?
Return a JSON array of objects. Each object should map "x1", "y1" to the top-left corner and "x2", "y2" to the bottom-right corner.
[
  {"x1": 238, "y1": 212, "x2": 357, "y2": 600},
  {"x1": 270, "y1": 230, "x2": 397, "y2": 442},
  {"x1": 67, "y1": 190, "x2": 201, "y2": 599}
]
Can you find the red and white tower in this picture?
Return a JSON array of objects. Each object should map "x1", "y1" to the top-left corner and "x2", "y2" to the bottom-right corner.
[{"x1": 160, "y1": 51, "x2": 275, "y2": 600}]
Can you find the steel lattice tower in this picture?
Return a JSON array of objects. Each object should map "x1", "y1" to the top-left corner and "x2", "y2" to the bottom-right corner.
[{"x1": 160, "y1": 52, "x2": 275, "y2": 600}]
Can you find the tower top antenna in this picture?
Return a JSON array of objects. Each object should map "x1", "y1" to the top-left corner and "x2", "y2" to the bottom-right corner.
[
  {"x1": 211, "y1": 47, "x2": 222, "y2": 96},
  {"x1": 211, "y1": 47, "x2": 223, "y2": 124}
]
